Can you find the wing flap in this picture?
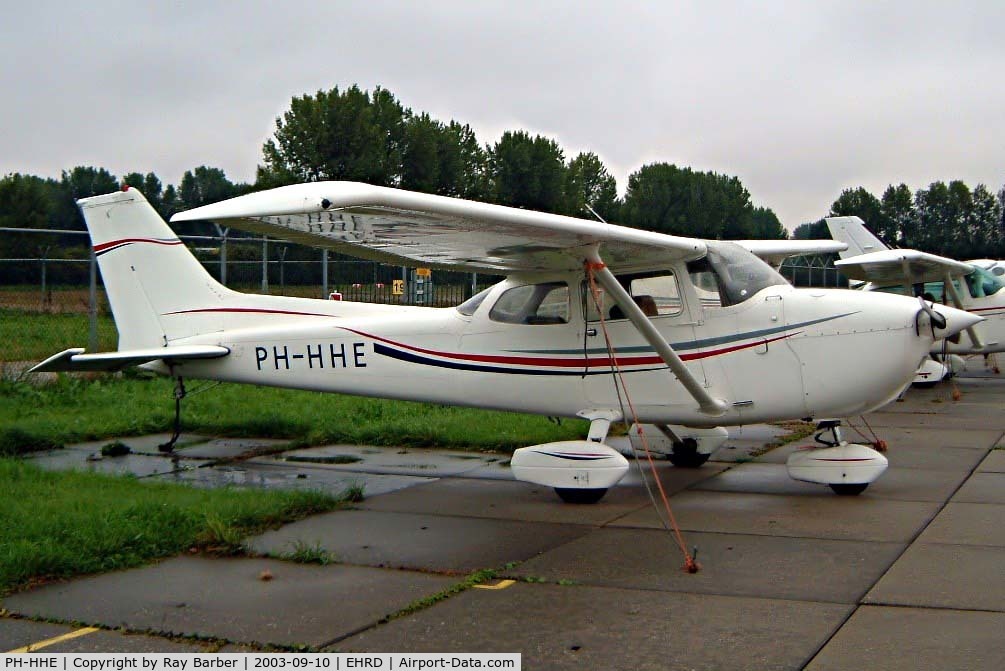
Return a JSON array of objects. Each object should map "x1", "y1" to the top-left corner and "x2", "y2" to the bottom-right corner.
[
  {"x1": 171, "y1": 182, "x2": 707, "y2": 274},
  {"x1": 835, "y1": 249, "x2": 974, "y2": 284},
  {"x1": 31, "y1": 345, "x2": 230, "y2": 373}
]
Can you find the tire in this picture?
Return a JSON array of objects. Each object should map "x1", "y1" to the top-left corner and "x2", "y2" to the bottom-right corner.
[
  {"x1": 555, "y1": 487, "x2": 608, "y2": 504},
  {"x1": 830, "y1": 483, "x2": 869, "y2": 496},
  {"x1": 667, "y1": 443, "x2": 711, "y2": 468}
]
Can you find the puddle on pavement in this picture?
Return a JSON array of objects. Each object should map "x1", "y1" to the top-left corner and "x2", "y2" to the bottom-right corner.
[
  {"x1": 29, "y1": 438, "x2": 503, "y2": 497},
  {"x1": 26, "y1": 449, "x2": 209, "y2": 478},
  {"x1": 148, "y1": 462, "x2": 435, "y2": 497}
]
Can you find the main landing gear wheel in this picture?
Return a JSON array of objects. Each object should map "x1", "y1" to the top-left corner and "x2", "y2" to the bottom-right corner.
[
  {"x1": 829, "y1": 483, "x2": 869, "y2": 496},
  {"x1": 667, "y1": 438, "x2": 710, "y2": 468},
  {"x1": 555, "y1": 487, "x2": 608, "y2": 504}
]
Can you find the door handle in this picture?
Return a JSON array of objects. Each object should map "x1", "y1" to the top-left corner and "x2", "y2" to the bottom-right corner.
[{"x1": 586, "y1": 328, "x2": 598, "y2": 337}]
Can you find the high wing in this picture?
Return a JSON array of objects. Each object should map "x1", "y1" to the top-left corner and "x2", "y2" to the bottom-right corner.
[
  {"x1": 835, "y1": 249, "x2": 975, "y2": 285},
  {"x1": 171, "y1": 182, "x2": 706, "y2": 274},
  {"x1": 735, "y1": 239, "x2": 847, "y2": 269}
]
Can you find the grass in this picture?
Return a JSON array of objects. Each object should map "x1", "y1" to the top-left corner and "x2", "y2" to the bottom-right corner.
[
  {"x1": 1, "y1": 308, "x2": 118, "y2": 363},
  {"x1": 0, "y1": 427, "x2": 61, "y2": 456},
  {"x1": 0, "y1": 459, "x2": 346, "y2": 595},
  {"x1": 748, "y1": 420, "x2": 817, "y2": 458},
  {"x1": 0, "y1": 375, "x2": 588, "y2": 451},
  {"x1": 279, "y1": 540, "x2": 337, "y2": 566},
  {"x1": 381, "y1": 567, "x2": 500, "y2": 623},
  {"x1": 285, "y1": 454, "x2": 363, "y2": 465},
  {"x1": 100, "y1": 440, "x2": 131, "y2": 457}
]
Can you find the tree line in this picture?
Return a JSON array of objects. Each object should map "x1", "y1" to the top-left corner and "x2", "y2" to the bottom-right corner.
[
  {"x1": 793, "y1": 182, "x2": 1005, "y2": 260},
  {"x1": 256, "y1": 85, "x2": 787, "y2": 240},
  {"x1": 2, "y1": 84, "x2": 793, "y2": 284},
  {"x1": 8, "y1": 83, "x2": 1002, "y2": 285}
]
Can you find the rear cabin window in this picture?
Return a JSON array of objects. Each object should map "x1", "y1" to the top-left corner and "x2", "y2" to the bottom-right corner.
[
  {"x1": 584, "y1": 271, "x2": 683, "y2": 321},
  {"x1": 489, "y1": 282, "x2": 570, "y2": 324}
]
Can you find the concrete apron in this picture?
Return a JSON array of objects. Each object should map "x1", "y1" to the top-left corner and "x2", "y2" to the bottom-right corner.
[{"x1": 3, "y1": 373, "x2": 1005, "y2": 665}]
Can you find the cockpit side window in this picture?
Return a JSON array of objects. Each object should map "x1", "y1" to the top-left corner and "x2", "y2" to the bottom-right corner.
[
  {"x1": 456, "y1": 287, "x2": 492, "y2": 316},
  {"x1": 686, "y1": 257, "x2": 725, "y2": 308},
  {"x1": 489, "y1": 282, "x2": 570, "y2": 325},
  {"x1": 583, "y1": 271, "x2": 683, "y2": 321}
]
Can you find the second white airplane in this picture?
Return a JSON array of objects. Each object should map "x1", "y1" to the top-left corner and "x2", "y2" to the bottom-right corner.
[{"x1": 827, "y1": 216, "x2": 1005, "y2": 381}]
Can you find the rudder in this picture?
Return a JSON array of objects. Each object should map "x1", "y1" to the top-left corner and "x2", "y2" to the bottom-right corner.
[
  {"x1": 825, "y1": 216, "x2": 890, "y2": 260},
  {"x1": 80, "y1": 188, "x2": 230, "y2": 350}
]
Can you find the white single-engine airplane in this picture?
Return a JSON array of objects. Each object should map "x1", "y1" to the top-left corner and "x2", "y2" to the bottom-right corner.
[
  {"x1": 827, "y1": 216, "x2": 1005, "y2": 383},
  {"x1": 33, "y1": 185, "x2": 980, "y2": 500}
]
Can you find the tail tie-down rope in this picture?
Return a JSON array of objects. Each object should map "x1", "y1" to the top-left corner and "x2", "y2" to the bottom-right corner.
[{"x1": 584, "y1": 260, "x2": 700, "y2": 573}]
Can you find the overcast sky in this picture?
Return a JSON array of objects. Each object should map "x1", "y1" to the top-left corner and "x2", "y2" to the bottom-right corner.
[{"x1": 2, "y1": 1, "x2": 1003, "y2": 229}]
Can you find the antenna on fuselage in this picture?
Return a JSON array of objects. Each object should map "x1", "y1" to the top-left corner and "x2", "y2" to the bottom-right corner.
[{"x1": 585, "y1": 204, "x2": 608, "y2": 224}]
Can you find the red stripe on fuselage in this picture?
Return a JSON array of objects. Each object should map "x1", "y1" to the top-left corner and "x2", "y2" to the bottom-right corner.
[
  {"x1": 163, "y1": 307, "x2": 337, "y2": 318},
  {"x1": 345, "y1": 328, "x2": 797, "y2": 368}
]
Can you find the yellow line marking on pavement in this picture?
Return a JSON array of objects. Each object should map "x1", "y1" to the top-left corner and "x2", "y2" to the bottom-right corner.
[
  {"x1": 474, "y1": 579, "x2": 515, "y2": 590},
  {"x1": 7, "y1": 627, "x2": 99, "y2": 653}
]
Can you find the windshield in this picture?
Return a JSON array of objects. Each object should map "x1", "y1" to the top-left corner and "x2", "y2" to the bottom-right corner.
[
  {"x1": 965, "y1": 266, "x2": 1005, "y2": 299},
  {"x1": 687, "y1": 241, "x2": 787, "y2": 307}
]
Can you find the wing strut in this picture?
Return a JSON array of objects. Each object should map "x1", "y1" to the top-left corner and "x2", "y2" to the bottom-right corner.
[
  {"x1": 584, "y1": 249, "x2": 727, "y2": 417},
  {"x1": 944, "y1": 272, "x2": 984, "y2": 349}
]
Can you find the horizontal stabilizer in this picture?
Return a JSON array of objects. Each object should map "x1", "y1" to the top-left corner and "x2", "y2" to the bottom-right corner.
[
  {"x1": 736, "y1": 239, "x2": 847, "y2": 268},
  {"x1": 30, "y1": 345, "x2": 230, "y2": 373}
]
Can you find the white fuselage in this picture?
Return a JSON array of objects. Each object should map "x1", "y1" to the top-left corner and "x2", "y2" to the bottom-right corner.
[{"x1": 159, "y1": 274, "x2": 939, "y2": 427}]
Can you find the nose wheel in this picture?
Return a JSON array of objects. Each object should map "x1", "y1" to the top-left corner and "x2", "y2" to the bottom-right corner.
[{"x1": 786, "y1": 420, "x2": 889, "y2": 495}]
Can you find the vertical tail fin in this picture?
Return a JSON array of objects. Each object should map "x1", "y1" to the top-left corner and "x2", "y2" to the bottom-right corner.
[
  {"x1": 80, "y1": 188, "x2": 229, "y2": 350},
  {"x1": 824, "y1": 216, "x2": 890, "y2": 260}
]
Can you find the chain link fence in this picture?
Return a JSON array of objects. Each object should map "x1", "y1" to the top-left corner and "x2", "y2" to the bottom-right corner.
[{"x1": 1, "y1": 227, "x2": 845, "y2": 367}]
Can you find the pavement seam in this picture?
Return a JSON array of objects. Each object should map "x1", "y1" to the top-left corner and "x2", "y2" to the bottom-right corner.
[
  {"x1": 498, "y1": 578, "x2": 876, "y2": 607},
  {"x1": 798, "y1": 426, "x2": 1005, "y2": 670},
  {"x1": 318, "y1": 567, "x2": 505, "y2": 651},
  {"x1": 860, "y1": 600, "x2": 1005, "y2": 615},
  {"x1": 596, "y1": 463, "x2": 734, "y2": 529},
  {"x1": 0, "y1": 613, "x2": 280, "y2": 652},
  {"x1": 346, "y1": 506, "x2": 610, "y2": 530}
]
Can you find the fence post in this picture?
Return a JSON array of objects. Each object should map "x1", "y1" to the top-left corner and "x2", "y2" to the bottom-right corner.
[
  {"x1": 261, "y1": 235, "x2": 269, "y2": 293},
  {"x1": 278, "y1": 246, "x2": 288, "y2": 295},
  {"x1": 88, "y1": 249, "x2": 98, "y2": 351},
  {"x1": 215, "y1": 224, "x2": 229, "y2": 286},
  {"x1": 471, "y1": 272, "x2": 478, "y2": 298},
  {"x1": 322, "y1": 249, "x2": 329, "y2": 298},
  {"x1": 39, "y1": 245, "x2": 50, "y2": 311}
]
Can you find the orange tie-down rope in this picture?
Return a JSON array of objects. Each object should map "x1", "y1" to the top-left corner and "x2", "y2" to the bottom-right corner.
[{"x1": 584, "y1": 260, "x2": 700, "y2": 573}]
